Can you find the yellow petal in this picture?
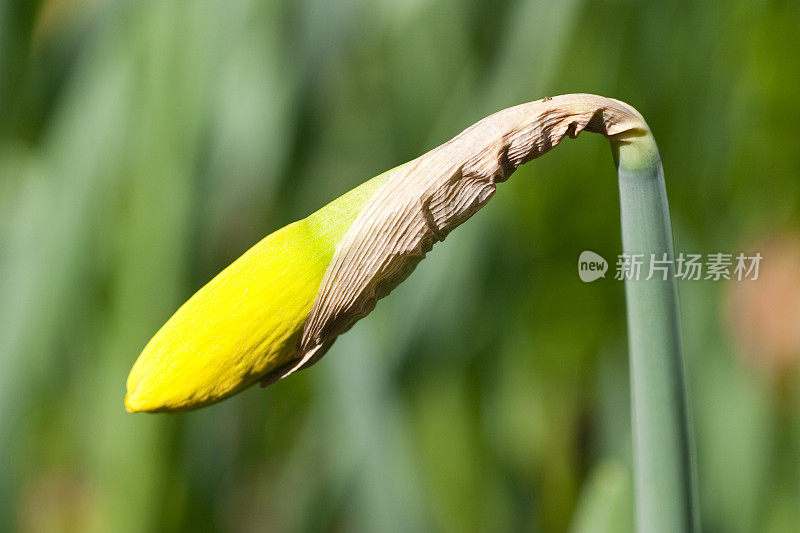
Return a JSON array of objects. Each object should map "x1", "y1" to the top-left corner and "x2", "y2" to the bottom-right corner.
[{"x1": 125, "y1": 171, "x2": 390, "y2": 412}]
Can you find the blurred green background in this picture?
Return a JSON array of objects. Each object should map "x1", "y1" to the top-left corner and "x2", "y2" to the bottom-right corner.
[{"x1": 1, "y1": 1, "x2": 799, "y2": 532}]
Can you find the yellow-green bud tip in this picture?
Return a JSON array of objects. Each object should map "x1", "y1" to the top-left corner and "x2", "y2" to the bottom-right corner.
[{"x1": 124, "y1": 173, "x2": 390, "y2": 412}]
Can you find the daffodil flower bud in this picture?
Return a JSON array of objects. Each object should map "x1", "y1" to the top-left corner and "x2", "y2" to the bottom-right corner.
[{"x1": 126, "y1": 94, "x2": 648, "y2": 413}]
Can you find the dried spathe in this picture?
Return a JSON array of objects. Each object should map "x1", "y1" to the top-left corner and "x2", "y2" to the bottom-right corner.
[{"x1": 126, "y1": 94, "x2": 650, "y2": 412}]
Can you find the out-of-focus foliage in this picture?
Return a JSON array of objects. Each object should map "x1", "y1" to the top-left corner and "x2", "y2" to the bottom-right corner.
[{"x1": 1, "y1": 1, "x2": 798, "y2": 532}]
